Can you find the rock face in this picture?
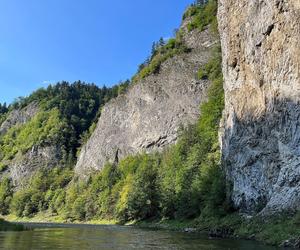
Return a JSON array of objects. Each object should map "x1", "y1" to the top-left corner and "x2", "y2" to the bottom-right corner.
[
  {"x1": 75, "y1": 21, "x2": 217, "y2": 176},
  {"x1": 8, "y1": 145, "x2": 62, "y2": 187},
  {"x1": 218, "y1": 0, "x2": 300, "y2": 214},
  {"x1": 0, "y1": 103, "x2": 62, "y2": 186},
  {"x1": 0, "y1": 102, "x2": 39, "y2": 135}
]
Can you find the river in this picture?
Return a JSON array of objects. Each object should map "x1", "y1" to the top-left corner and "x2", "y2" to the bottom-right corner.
[{"x1": 0, "y1": 223, "x2": 279, "y2": 250}]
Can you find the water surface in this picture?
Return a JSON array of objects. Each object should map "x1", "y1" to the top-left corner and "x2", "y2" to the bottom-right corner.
[{"x1": 0, "y1": 223, "x2": 279, "y2": 250}]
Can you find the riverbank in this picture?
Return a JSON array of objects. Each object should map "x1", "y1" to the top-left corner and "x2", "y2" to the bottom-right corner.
[
  {"x1": 134, "y1": 213, "x2": 300, "y2": 248},
  {"x1": 4, "y1": 213, "x2": 117, "y2": 226},
  {"x1": 0, "y1": 218, "x2": 24, "y2": 231},
  {"x1": 4, "y1": 212, "x2": 300, "y2": 248}
]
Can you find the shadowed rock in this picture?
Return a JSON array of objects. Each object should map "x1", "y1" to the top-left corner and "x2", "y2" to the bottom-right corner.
[{"x1": 218, "y1": 0, "x2": 300, "y2": 214}]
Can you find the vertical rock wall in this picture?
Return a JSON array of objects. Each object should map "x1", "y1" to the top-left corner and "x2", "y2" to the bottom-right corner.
[
  {"x1": 75, "y1": 21, "x2": 218, "y2": 177},
  {"x1": 218, "y1": 0, "x2": 300, "y2": 214}
]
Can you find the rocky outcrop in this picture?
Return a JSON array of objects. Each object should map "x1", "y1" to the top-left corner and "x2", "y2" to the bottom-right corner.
[
  {"x1": 218, "y1": 0, "x2": 300, "y2": 214},
  {"x1": 0, "y1": 103, "x2": 62, "y2": 186},
  {"x1": 0, "y1": 102, "x2": 39, "y2": 135},
  {"x1": 8, "y1": 145, "x2": 62, "y2": 187},
  {"x1": 75, "y1": 21, "x2": 217, "y2": 176}
]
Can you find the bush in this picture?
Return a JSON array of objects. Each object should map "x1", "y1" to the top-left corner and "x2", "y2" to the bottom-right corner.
[
  {"x1": 4, "y1": 2, "x2": 227, "y2": 224},
  {"x1": 116, "y1": 154, "x2": 160, "y2": 221},
  {"x1": 10, "y1": 168, "x2": 73, "y2": 217},
  {"x1": 186, "y1": 0, "x2": 218, "y2": 33},
  {"x1": 0, "y1": 178, "x2": 13, "y2": 215}
]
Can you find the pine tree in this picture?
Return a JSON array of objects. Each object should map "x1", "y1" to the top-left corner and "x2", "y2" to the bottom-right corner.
[{"x1": 158, "y1": 37, "x2": 165, "y2": 47}]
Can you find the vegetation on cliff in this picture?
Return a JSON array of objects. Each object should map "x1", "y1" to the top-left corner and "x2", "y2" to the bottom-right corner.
[
  {"x1": 0, "y1": 103, "x2": 8, "y2": 126},
  {"x1": 184, "y1": 0, "x2": 218, "y2": 33},
  {"x1": 0, "y1": 0, "x2": 298, "y2": 247},
  {"x1": 0, "y1": 0, "x2": 227, "y2": 224},
  {"x1": 132, "y1": 0, "x2": 218, "y2": 83},
  {"x1": 1, "y1": 43, "x2": 225, "y2": 225},
  {"x1": 0, "y1": 81, "x2": 129, "y2": 168},
  {"x1": 132, "y1": 33, "x2": 191, "y2": 82}
]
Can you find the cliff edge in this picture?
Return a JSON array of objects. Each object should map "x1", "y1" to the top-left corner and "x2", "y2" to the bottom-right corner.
[{"x1": 75, "y1": 19, "x2": 218, "y2": 176}]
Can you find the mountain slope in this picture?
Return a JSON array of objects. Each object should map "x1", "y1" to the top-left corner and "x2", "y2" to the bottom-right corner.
[
  {"x1": 0, "y1": 82, "x2": 123, "y2": 186},
  {"x1": 76, "y1": 15, "x2": 218, "y2": 177}
]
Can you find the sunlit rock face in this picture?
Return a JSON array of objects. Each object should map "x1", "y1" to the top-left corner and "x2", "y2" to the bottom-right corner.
[
  {"x1": 75, "y1": 20, "x2": 218, "y2": 177},
  {"x1": 218, "y1": 0, "x2": 300, "y2": 214},
  {"x1": 0, "y1": 103, "x2": 62, "y2": 186},
  {"x1": 0, "y1": 102, "x2": 39, "y2": 135}
]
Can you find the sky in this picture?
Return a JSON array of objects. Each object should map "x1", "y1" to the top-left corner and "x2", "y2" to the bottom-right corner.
[{"x1": 0, "y1": 0, "x2": 193, "y2": 104}]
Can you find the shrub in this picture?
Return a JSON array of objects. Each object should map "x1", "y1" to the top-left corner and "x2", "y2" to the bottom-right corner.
[
  {"x1": 0, "y1": 178, "x2": 13, "y2": 215},
  {"x1": 186, "y1": 0, "x2": 218, "y2": 33}
]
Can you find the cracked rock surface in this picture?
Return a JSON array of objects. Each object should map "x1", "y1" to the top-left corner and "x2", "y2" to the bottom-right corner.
[
  {"x1": 75, "y1": 20, "x2": 216, "y2": 177},
  {"x1": 218, "y1": 0, "x2": 300, "y2": 214}
]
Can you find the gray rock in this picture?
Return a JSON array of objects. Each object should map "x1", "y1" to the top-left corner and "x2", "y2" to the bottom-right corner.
[
  {"x1": 218, "y1": 0, "x2": 300, "y2": 214},
  {"x1": 0, "y1": 102, "x2": 62, "y2": 186},
  {"x1": 3, "y1": 145, "x2": 62, "y2": 187},
  {"x1": 0, "y1": 102, "x2": 39, "y2": 135},
  {"x1": 75, "y1": 22, "x2": 217, "y2": 177}
]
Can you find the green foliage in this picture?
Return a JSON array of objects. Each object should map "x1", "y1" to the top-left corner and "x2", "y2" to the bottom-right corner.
[
  {"x1": 0, "y1": 109, "x2": 63, "y2": 161},
  {"x1": 133, "y1": 30, "x2": 190, "y2": 82},
  {"x1": 0, "y1": 177, "x2": 13, "y2": 215},
  {"x1": 0, "y1": 81, "x2": 130, "y2": 170},
  {"x1": 10, "y1": 168, "x2": 73, "y2": 217},
  {"x1": 132, "y1": 0, "x2": 218, "y2": 83},
  {"x1": 4, "y1": 43, "x2": 225, "y2": 224},
  {"x1": 0, "y1": 218, "x2": 23, "y2": 231},
  {"x1": 2, "y1": 2, "x2": 226, "y2": 225},
  {"x1": 116, "y1": 154, "x2": 160, "y2": 221},
  {"x1": 200, "y1": 212, "x2": 300, "y2": 246},
  {"x1": 0, "y1": 163, "x2": 8, "y2": 173},
  {"x1": 0, "y1": 103, "x2": 8, "y2": 126},
  {"x1": 158, "y1": 44, "x2": 225, "y2": 220},
  {"x1": 185, "y1": 0, "x2": 218, "y2": 33},
  {"x1": 0, "y1": 103, "x2": 8, "y2": 115}
]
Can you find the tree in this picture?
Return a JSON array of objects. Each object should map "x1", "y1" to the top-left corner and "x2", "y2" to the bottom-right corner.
[
  {"x1": 158, "y1": 37, "x2": 165, "y2": 47},
  {"x1": 196, "y1": 0, "x2": 208, "y2": 6},
  {"x1": 0, "y1": 178, "x2": 13, "y2": 215},
  {"x1": 151, "y1": 42, "x2": 158, "y2": 57},
  {"x1": 0, "y1": 103, "x2": 8, "y2": 115}
]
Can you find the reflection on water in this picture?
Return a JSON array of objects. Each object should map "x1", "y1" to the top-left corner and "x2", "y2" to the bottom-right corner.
[{"x1": 0, "y1": 223, "x2": 278, "y2": 250}]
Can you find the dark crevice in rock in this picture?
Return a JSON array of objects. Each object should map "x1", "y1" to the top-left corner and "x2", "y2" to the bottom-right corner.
[
  {"x1": 263, "y1": 24, "x2": 275, "y2": 36},
  {"x1": 255, "y1": 41, "x2": 262, "y2": 48},
  {"x1": 229, "y1": 58, "x2": 238, "y2": 68}
]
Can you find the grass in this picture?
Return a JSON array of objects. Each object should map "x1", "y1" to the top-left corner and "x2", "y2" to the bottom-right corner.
[
  {"x1": 235, "y1": 213, "x2": 300, "y2": 246},
  {"x1": 4, "y1": 212, "x2": 118, "y2": 226}
]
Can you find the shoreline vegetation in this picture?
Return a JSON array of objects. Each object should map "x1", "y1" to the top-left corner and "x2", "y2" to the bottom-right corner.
[
  {"x1": 4, "y1": 211, "x2": 300, "y2": 248},
  {"x1": 0, "y1": 218, "x2": 23, "y2": 231},
  {"x1": 0, "y1": 1, "x2": 299, "y2": 249}
]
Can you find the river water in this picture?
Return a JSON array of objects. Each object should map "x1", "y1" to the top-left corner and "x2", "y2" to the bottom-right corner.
[{"x1": 0, "y1": 223, "x2": 279, "y2": 250}]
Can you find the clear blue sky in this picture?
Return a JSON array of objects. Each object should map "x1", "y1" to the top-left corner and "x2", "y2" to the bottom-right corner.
[{"x1": 0, "y1": 0, "x2": 193, "y2": 104}]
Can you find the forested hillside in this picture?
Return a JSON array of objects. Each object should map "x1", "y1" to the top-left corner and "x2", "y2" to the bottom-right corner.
[
  {"x1": 0, "y1": 81, "x2": 129, "y2": 188},
  {"x1": 1, "y1": 0, "x2": 299, "y2": 246},
  {"x1": 0, "y1": 0, "x2": 224, "y2": 222}
]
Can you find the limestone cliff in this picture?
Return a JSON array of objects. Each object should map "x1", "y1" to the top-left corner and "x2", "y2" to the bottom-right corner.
[
  {"x1": 218, "y1": 0, "x2": 300, "y2": 214},
  {"x1": 0, "y1": 104, "x2": 62, "y2": 186},
  {"x1": 0, "y1": 102, "x2": 39, "y2": 136},
  {"x1": 75, "y1": 20, "x2": 217, "y2": 176}
]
